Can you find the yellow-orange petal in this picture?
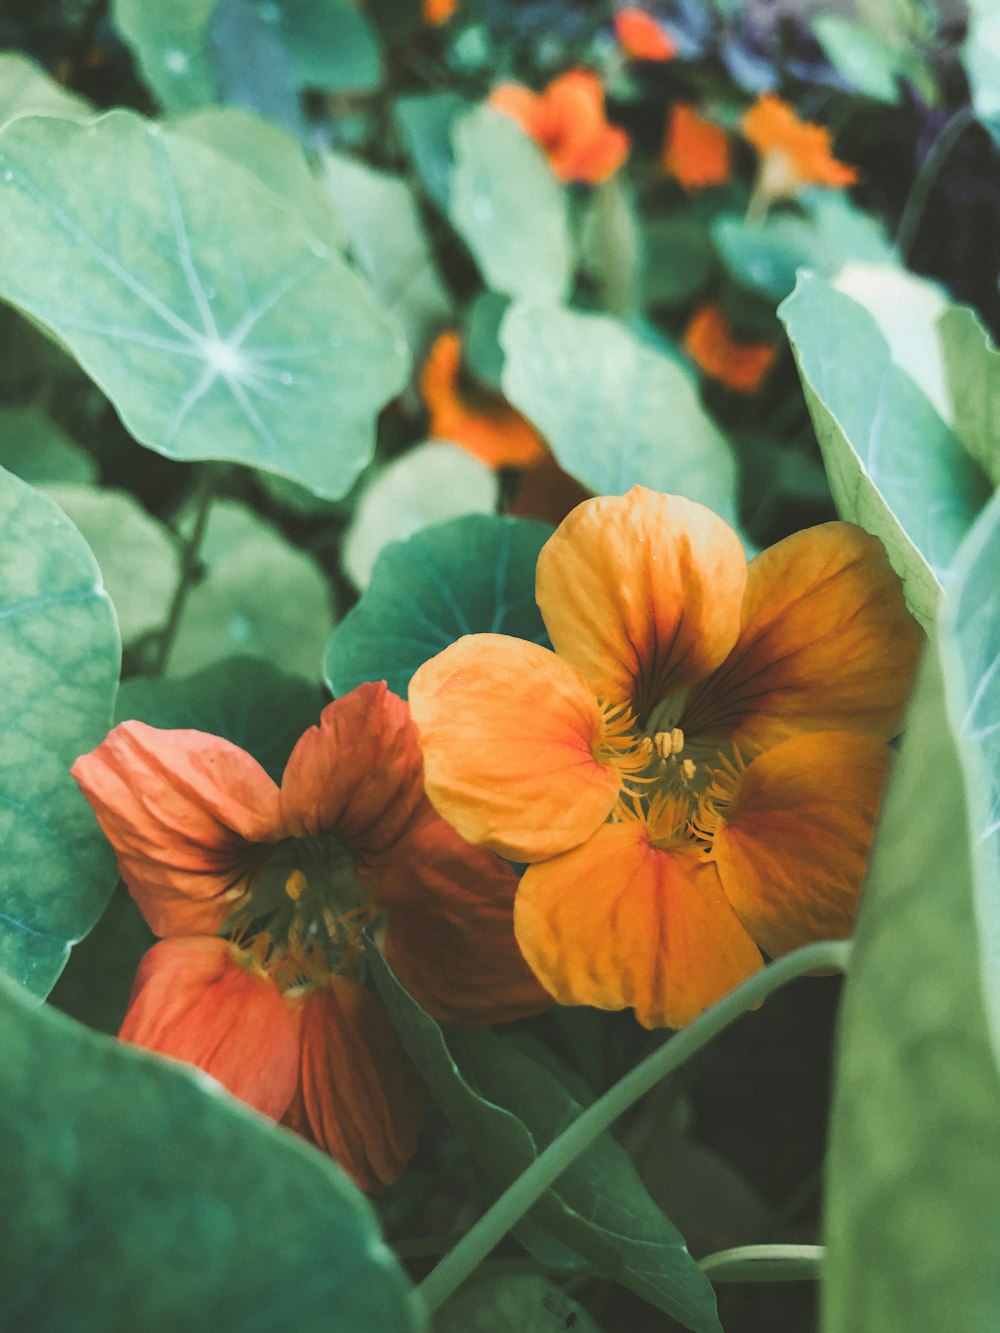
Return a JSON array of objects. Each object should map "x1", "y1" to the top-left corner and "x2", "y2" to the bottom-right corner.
[
  {"x1": 515, "y1": 823, "x2": 763, "y2": 1029},
  {"x1": 536, "y1": 487, "x2": 747, "y2": 717},
  {"x1": 683, "y1": 522, "x2": 924, "y2": 750},
  {"x1": 682, "y1": 304, "x2": 777, "y2": 393},
  {"x1": 282, "y1": 978, "x2": 425, "y2": 1192},
  {"x1": 278, "y1": 682, "x2": 426, "y2": 853},
  {"x1": 118, "y1": 937, "x2": 299, "y2": 1119},
  {"x1": 377, "y1": 814, "x2": 551, "y2": 1025},
  {"x1": 71, "y1": 723, "x2": 281, "y2": 936},
  {"x1": 742, "y1": 94, "x2": 859, "y2": 194},
  {"x1": 409, "y1": 634, "x2": 621, "y2": 861},
  {"x1": 662, "y1": 104, "x2": 732, "y2": 191},
  {"x1": 615, "y1": 8, "x2": 676, "y2": 61},
  {"x1": 712, "y1": 731, "x2": 889, "y2": 958}
]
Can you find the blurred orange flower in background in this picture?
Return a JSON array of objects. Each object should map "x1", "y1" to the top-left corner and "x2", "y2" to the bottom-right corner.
[
  {"x1": 662, "y1": 104, "x2": 732, "y2": 191},
  {"x1": 683, "y1": 303, "x2": 777, "y2": 394},
  {"x1": 409, "y1": 488, "x2": 922, "y2": 1029},
  {"x1": 489, "y1": 69, "x2": 630, "y2": 184},
  {"x1": 742, "y1": 93, "x2": 859, "y2": 206},
  {"x1": 614, "y1": 8, "x2": 676, "y2": 61},
  {"x1": 421, "y1": 330, "x2": 547, "y2": 469},
  {"x1": 73, "y1": 683, "x2": 548, "y2": 1190},
  {"x1": 422, "y1": 0, "x2": 457, "y2": 25}
]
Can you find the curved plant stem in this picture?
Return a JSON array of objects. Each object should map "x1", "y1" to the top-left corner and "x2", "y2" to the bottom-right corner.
[
  {"x1": 414, "y1": 939, "x2": 851, "y2": 1316},
  {"x1": 698, "y1": 1243, "x2": 823, "y2": 1283},
  {"x1": 150, "y1": 463, "x2": 220, "y2": 675},
  {"x1": 896, "y1": 106, "x2": 975, "y2": 263}
]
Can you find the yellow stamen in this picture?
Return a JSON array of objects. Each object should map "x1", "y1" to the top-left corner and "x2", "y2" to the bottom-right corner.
[
  {"x1": 681, "y1": 758, "x2": 697, "y2": 783},
  {"x1": 284, "y1": 868, "x2": 308, "y2": 901}
]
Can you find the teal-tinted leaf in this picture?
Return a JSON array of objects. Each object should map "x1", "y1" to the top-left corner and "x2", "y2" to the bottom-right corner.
[
  {"x1": 580, "y1": 177, "x2": 642, "y2": 318},
  {"x1": 172, "y1": 106, "x2": 345, "y2": 249},
  {"x1": 266, "y1": 0, "x2": 382, "y2": 92},
  {"x1": 169, "y1": 499, "x2": 334, "y2": 678},
  {"x1": 501, "y1": 304, "x2": 737, "y2": 521},
  {"x1": 712, "y1": 213, "x2": 821, "y2": 300},
  {"x1": 116, "y1": 654, "x2": 324, "y2": 780},
  {"x1": 437, "y1": 1273, "x2": 604, "y2": 1332},
  {"x1": 965, "y1": 0, "x2": 1000, "y2": 148},
  {"x1": 641, "y1": 215, "x2": 714, "y2": 308},
  {"x1": 822, "y1": 596, "x2": 1000, "y2": 1329},
  {"x1": 0, "y1": 408, "x2": 96, "y2": 485},
  {"x1": 0, "y1": 469, "x2": 120, "y2": 996},
  {"x1": 449, "y1": 106, "x2": 571, "y2": 304},
  {"x1": 112, "y1": 0, "x2": 220, "y2": 113},
  {"x1": 0, "y1": 52, "x2": 90, "y2": 126},
  {"x1": 209, "y1": 0, "x2": 304, "y2": 136},
  {"x1": 464, "y1": 291, "x2": 510, "y2": 390},
  {"x1": 394, "y1": 92, "x2": 468, "y2": 212},
  {"x1": 326, "y1": 514, "x2": 550, "y2": 699},
  {"x1": 937, "y1": 304, "x2": 1000, "y2": 486},
  {"x1": 342, "y1": 442, "x2": 497, "y2": 590},
  {"x1": 43, "y1": 484, "x2": 181, "y2": 646},
  {"x1": 800, "y1": 189, "x2": 892, "y2": 264},
  {"x1": 321, "y1": 152, "x2": 451, "y2": 355},
  {"x1": 0, "y1": 111, "x2": 409, "y2": 500},
  {"x1": 779, "y1": 273, "x2": 990, "y2": 628},
  {"x1": 811, "y1": 14, "x2": 902, "y2": 102},
  {"x1": 0, "y1": 971, "x2": 421, "y2": 1332},
  {"x1": 369, "y1": 946, "x2": 722, "y2": 1333}
]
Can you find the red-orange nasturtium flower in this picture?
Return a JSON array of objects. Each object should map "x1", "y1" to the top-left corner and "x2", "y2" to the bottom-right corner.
[
  {"x1": 72, "y1": 682, "x2": 548, "y2": 1190},
  {"x1": 489, "y1": 69, "x2": 629, "y2": 185},
  {"x1": 742, "y1": 94, "x2": 859, "y2": 207},
  {"x1": 683, "y1": 304, "x2": 777, "y2": 394},
  {"x1": 422, "y1": 0, "x2": 457, "y2": 25},
  {"x1": 662, "y1": 104, "x2": 732, "y2": 191},
  {"x1": 421, "y1": 331, "x2": 548, "y2": 470},
  {"x1": 614, "y1": 8, "x2": 676, "y2": 62},
  {"x1": 409, "y1": 488, "x2": 922, "y2": 1030}
]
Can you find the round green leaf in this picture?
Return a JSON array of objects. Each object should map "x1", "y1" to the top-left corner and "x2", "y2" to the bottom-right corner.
[
  {"x1": 712, "y1": 213, "x2": 823, "y2": 300},
  {"x1": 326, "y1": 514, "x2": 550, "y2": 700},
  {"x1": 501, "y1": 303, "x2": 738, "y2": 522},
  {"x1": 265, "y1": 0, "x2": 382, "y2": 92},
  {"x1": 0, "y1": 110, "x2": 409, "y2": 500},
  {"x1": 0, "y1": 468, "x2": 120, "y2": 997},
  {"x1": 0, "y1": 971, "x2": 421, "y2": 1332},
  {"x1": 112, "y1": 0, "x2": 220, "y2": 113}
]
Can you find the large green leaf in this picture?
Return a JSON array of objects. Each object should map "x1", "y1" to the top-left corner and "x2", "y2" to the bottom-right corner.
[
  {"x1": 262, "y1": 0, "x2": 382, "y2": 92},
  {"x1": 0, "y1": 110, "x2": 409, "y2": 500},
  {"x1": 822, "y1": 537, "x2": 1000, "y2": 1330},
  {"x1": 113, "y1": 0, "x2": 220, "y2": 113},
  {"x1": 937, "y1": 304, "x2": 1000, "y2": 486},
  {"x1": 0, "y1": 469, "x2": 120, "y2": 997},
  {"x1": 449, "y1": 106, "x2": 571, "y2": 304},
  {"x1": 325, "y1": 514, "x2": 550, "y2": 700},
  {"x1": 369, "y1": 946, "x2": 722, "y2": 1333},
  {"x1": 779, "y1": 273, "x2": 989, "y2": 628},
  {"x1": 0, "y1": 52, "x2": 90, "y2": 127},
  {"x1": 501, "y1": 304, "x2": 737, "y2": 521},
  {"x1": 0, "y1": 408, "x2": 96, "y2": 485},
  {"x1": 0, "y1": 970, "x2": 420, "y2": 1331}
]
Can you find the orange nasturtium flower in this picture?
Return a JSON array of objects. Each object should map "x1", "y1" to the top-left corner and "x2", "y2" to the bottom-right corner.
[
  {"x1": 489, "y1": 69, "x2": 630, "y2": 185},
  {"x1": 614, "y1": 8, "x2": 676, "y2": 62},
  {"x1": 683, "y1": 304, "x2": 777, "y2": 395},
  {"x1": 409, "y1": 488, "x2": 922, "y2": 1030},
  {"x1": 72, "y1": 683, "x2": 548, "y2": 1190},
  {"x1": 742, "y1": 93, "x2": 859, "y2": 207},
  {"x1": 662, "y1": 104, "x2": 732, "y2": 191},
  {"x1": 422, "y1": 0, "x2": 457, "y2": 25},
  {"x1": 421, "y1": 331, "x2": 547, "y2": 470}
]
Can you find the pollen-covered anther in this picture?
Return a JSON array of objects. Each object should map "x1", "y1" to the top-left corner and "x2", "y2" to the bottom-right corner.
[
  {"x1": 680, "y1": 758, "x2": 697, "y2": 783},
  {"x1": 653, "y1": 727, "x2": 685, "y2": 761},
  {"x1": 284, "y1": 868, "x2": 308, "y2": 901}
]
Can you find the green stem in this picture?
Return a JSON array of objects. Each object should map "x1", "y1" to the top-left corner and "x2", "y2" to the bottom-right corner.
[
  {"x1": 698, "y1": 1243, "x2": 823, "y2": 1283},
  {"x1": 895, "y1": 106, "x2": 974, "y2": 263},
  {"x1": 150, "y1": 463, "x2": 220, "y2": 675},
  {"x1": 414, "y1": 939, "x2": 851, "y2": 1317}
]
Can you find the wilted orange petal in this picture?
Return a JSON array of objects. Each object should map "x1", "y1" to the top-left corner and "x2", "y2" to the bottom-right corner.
[
  {"x1": 712, "y1": 731, "x2": 889, "y2": 958},
  {"x1": 72, "y1": 723, "x2": 281, "y2": 936},
  {"x1": 536, "y1": 487, "x2": 746, "y2": 716},
  {"x1": 662, "y1": 104, "x2": 732, "y2": 190},
  {"x1": 515, "y1": 823, "x2": 762, "y2": 1028},
  {"x1": 409, "y1": 634, "x2": 621, "y2": 861},
  {"x1": 682, "y1": 304, "x2": 776, "y2": 393},
  {"x1": 119, "y1": 937, "x2": 299, "y2": 1120},
  {"x1": 683, "y1": 522, "x2": 924, "y2": 750},
  {"x1": 283, "y1": 979, "x2": 425, "y2": 1192},
  {"x1": 378, "y1": 813, "x2": 551, "y2": 1025},
  {"x1": 279, "y1": 683, "x2": 426, "y2": 854},
  {"x1": 615, "y1": 8, "x2": 676, "y2": 61}
]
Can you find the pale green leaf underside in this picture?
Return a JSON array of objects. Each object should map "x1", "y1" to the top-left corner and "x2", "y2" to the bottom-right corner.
[
  {"x1": 0, "y1": 110, "x2": 409, "y2": 500},
  {"x1": 0, "y1": 468, "x2": 120, "y2": 997},
  {"x1": 779, "y1": 273, "x2": 989, "y2": 629},
  {"x1": 0, "y1": 971, "x2": 420, "y2": 1331},
  {"x1": 501, "y1": 303, "x2": 737, "y2": 521}
]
